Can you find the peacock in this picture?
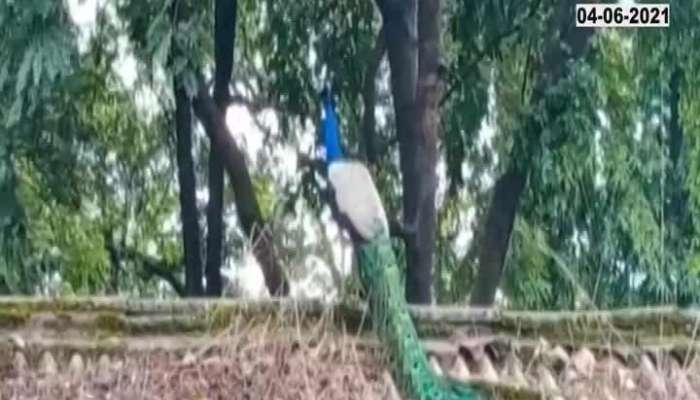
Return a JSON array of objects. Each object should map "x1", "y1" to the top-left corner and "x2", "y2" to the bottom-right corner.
[{"x1": 318, "y1": 86, "x2": 483, "y2": 400}]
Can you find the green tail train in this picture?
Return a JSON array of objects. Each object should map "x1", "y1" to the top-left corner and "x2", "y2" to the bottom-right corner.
[{"x1": 357, "y1": 238, "x2": 483, "y2": 400}]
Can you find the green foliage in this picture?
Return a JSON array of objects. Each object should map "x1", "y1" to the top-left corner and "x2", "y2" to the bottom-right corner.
[
  {"x1": 498, "y1": 18, "x2": 700, "y2": 308},
  {"x1": 17, "y1": 161, "x2": 109, "y2": 293},
  {"x1": 0, "y1": 3, "x2": 179, "y2": 295},
  {"x1": 252, "y1": 174, "x2": 276, "y2": 220},
  {"x1": 0, "y1": 1, "x2": 77, "y2": 127},
  {"x1": 506, "y1": 220, "x2": 556, "y2": 309}
]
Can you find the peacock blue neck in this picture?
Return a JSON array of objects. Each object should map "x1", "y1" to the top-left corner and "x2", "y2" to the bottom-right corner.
[{"x1": 322, "y1": 94, "x2": 343, "y2": 163}]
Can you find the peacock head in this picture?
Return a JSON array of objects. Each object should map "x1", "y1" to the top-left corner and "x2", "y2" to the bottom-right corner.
[{"x1": 320, "y1": 86, "x2": 343, "y2": 164}]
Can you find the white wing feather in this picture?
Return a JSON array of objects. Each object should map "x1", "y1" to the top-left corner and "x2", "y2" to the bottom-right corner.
[{"x1": 328, "y1": 161, "x2": 389, "y2": 240}]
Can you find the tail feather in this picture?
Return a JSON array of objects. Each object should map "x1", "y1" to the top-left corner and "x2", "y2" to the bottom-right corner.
[{"x1": 357, "y1": 239, "x2": 483, "y2": 400}]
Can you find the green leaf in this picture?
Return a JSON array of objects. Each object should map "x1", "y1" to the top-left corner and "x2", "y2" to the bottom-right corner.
[
  {"x1": 15, "y1": 47, "x2": 34, "y2": 96},
  {"x1": 32, "y1": 47, "x2": 43, "y2": 86},
  {"x1": 6, "y1": 96, "x2": 23, "y2": 127},
  {"x1": 0, "y1": 188, "x2": 18, "y2": 220},
  {"x1": 0, "y1": 62, "x2": 9, "y2": 91},
  {"x1": 153, "y1": 29, "x2": 173, "y2": 68}
]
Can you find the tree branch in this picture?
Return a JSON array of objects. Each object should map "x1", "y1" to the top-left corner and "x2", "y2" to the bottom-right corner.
[
  {"x1": 296, "y1": 153, "x2": 325, "y2": 174},
  {"x1": 173, "y1": 83, "x2": 204, "y2": 296},
  {"x1": 205, "y1": 0, "x2": 237, "y2": 297},
  {"x1": 440, "y1": 0, "x2": 543, "y2": 107},
  {"x1": 230, "y1": 93, "x2": 269, "y2": 113},
  {"x1": 213, "y1": 0, "x2": 237, "y2": 107},
  {"x1": 361, "y1": 26, "x2": 386, "y2": 166},
  {"x1": 104, "y1": 239, "x2": 185, "y2": 298},
  {"x1": 229, "y1": 91, "x2": 291, "y2": 146},
  {"x1": 171, "y1": 0, "x2": 204, "y2": 297},
  {"x1": 193, "y1": 82, "x2": 289, "y2": 296},
  {"x1": 144, "y1": 266, "x2": 185, "y2": 298}
]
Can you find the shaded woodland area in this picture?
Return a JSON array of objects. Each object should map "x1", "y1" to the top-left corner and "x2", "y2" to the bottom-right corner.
[{"x1": 1, "y1": 0, "x2": 699, "y2": 310}]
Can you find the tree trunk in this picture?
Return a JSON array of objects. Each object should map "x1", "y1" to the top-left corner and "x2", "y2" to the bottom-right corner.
[
  {"x1": 170, "y1": 0, "x2": 204, "y2": 297},
  {"x1": 173, "y1": 83, "x2": 204, "y2": 297},
  {"x1": 666, "y1": 67, "x2": 687, "y2": 228},
  {"x1": 404, "y1": 0, "x2": 444, "y2": 304},
  {"x1": 205, "y1": 153, "x2": 224, "y2": 296},
  {"x1": 470, "y1": 0, "x2": 595, "y2": 306},
  {"x1": 213, "y1": 0, "x2": 236, "y2": 107},
  {"x1": 469, "y1": 168, "x2": 527, "y2": 306},
  {"x1": 378, "y1": 0, "x2": 441, "y2": 304},
  {"x1": 204, "y1": 0, "x2": 238, "y2": 297}
]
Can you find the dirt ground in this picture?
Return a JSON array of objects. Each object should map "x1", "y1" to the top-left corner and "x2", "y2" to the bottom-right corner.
[
  {"x1": 2, "y1": 329, "x2": 700, "y2": 400},
  {"x1": 0, "y1": 334, "x2": 392, "y2": 400},
  {"x1": 2, "y1": 298, "x2": 700, "y2": 399}
]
